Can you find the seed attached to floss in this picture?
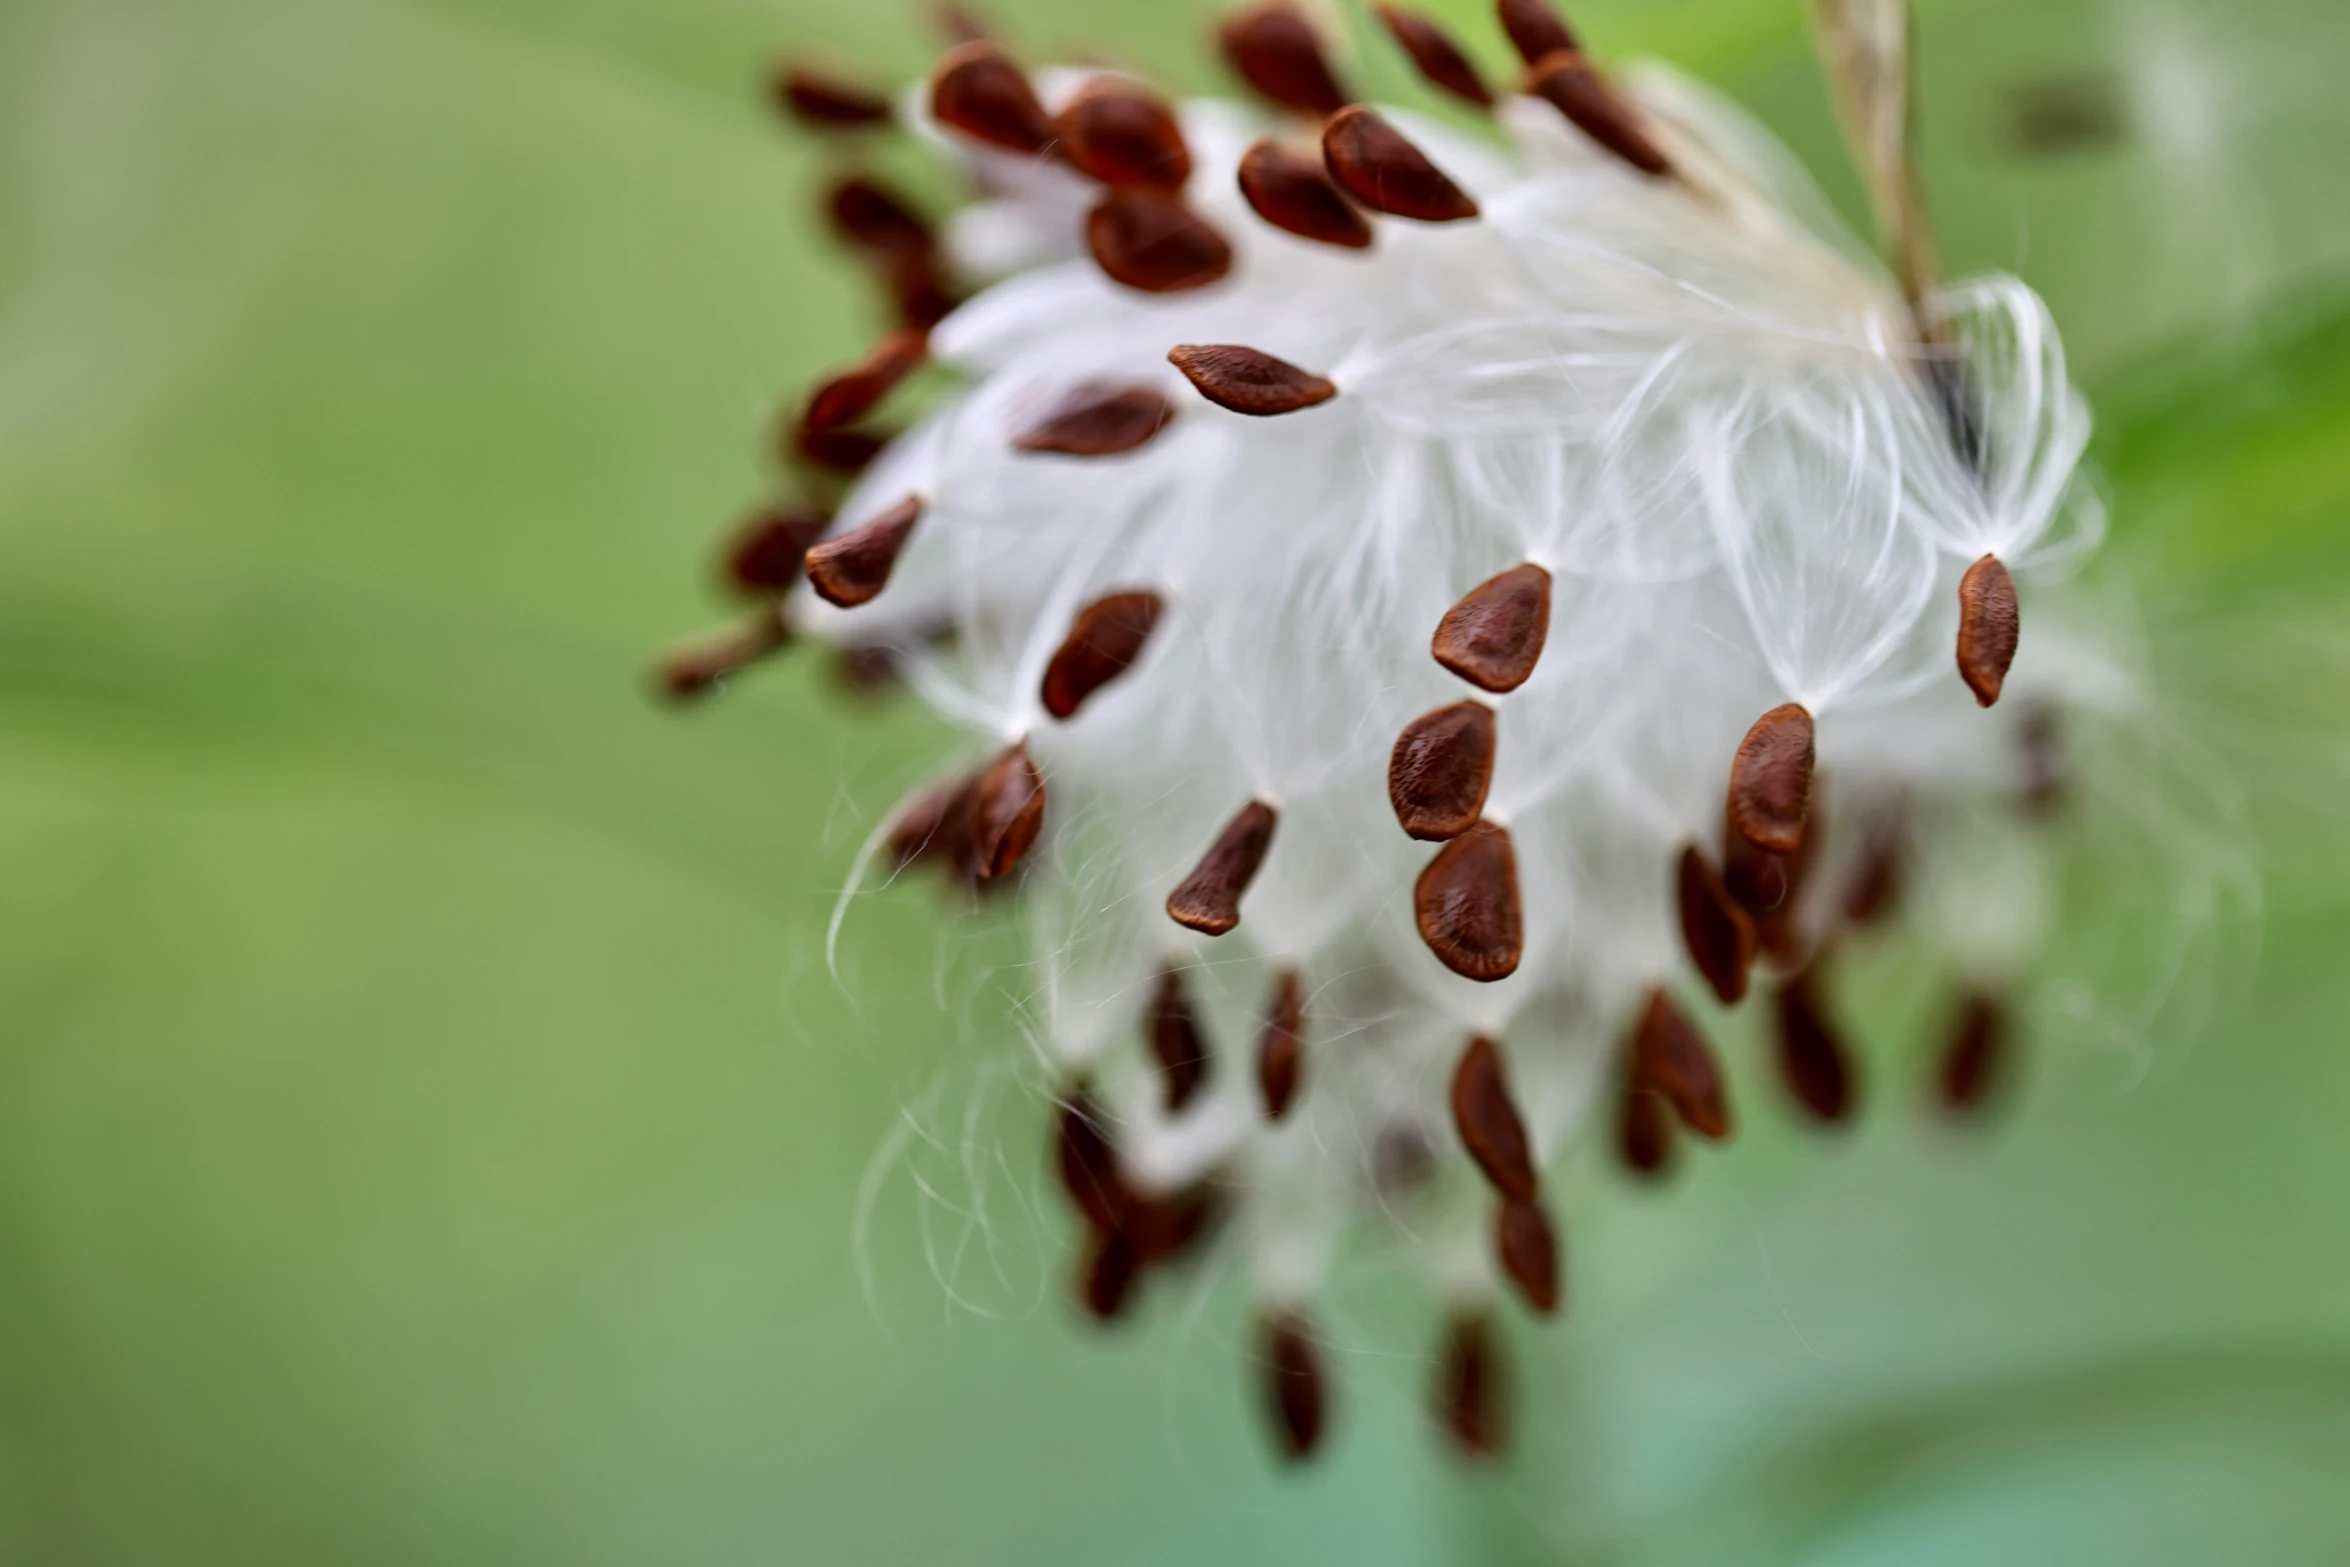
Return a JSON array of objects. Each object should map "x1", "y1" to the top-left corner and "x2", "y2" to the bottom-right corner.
[
  {"x1": 1055, "y1": 1082, "x2": 1131, "y2": 1233},
  {"x1": 970, "y1": 742, "x2": 1047, "y2": 881},
  {"x1": 1632, "y1": 988, "x2": 1733, "y2": 1141},
  {"x1": 1217, "y1": 4, "x2": 1351, "y2": 117},
  {"x1": 1494, "y1": 1197, "x2": 1562, "y2": 1316},
  {"x1": 1433, "y1": 563, "x2": 1552, "y2": 693},
  {"x1": 1450, "y1": 1036, "x2": 1539, "y2": 1202},
  {"x1": 929, "y1": 41, "x2": 1055, "y2": 154},
  {"x1": 1058, "y1": 77, "x2": 1193, "y2": 188},
  {"x1": 773, "y1": 64, "x2": 896, "y2": 129},
  {"x1": 803, "y1": 496, "x2": 922, "y2": 608},
  {"x1": 1525, "y1": 51, "x2": 1675, "y2": 178},
  {"x1": 1390, "y1": 701, "x2": 1497, "y2": 842},
  {"x1": 1728, "y1": 703, "x2": 1816, "y2": 857},
  {"x1": 1168, "y1": 344, "x2": 1338, "y2": 417},
  {"x1": 1957, "y1": 554, "x2": 2021, "y2": 707},
  {"x1": 1773, "y1": 969, "x2": 1857, "y2": 1124},
  {"x1": 803, "y1": 327, "x2": 929, "y2": 432},
  {"x1": 1150, "y1": 965, "x2": 1214, "y2": 1111},
  {"x1": 1257, "y1": 968, "x2": 1306, "y2": 1120},
  {"x1": 1166, "y1": 799, "x2": 1280, "y2": 936},
  {"x1": 1938, "y1": 993, "x2": 2010, "y2": 1114},
  {"x1": 1677, "y1": 845, "x2": 1758, "y2": 1006},
  {"x1": 1014, "y1": 384, "x2": 1176, "y2": 457},
  {"x1": 1497, "y1": 0, "x2": 1579, "y2": 66},
  {"x1": 1259, "y1": 1310, "x2": 1331, "y2": 1463},
  {"x1": 1371, "y1": 6, "x2": 1493, "y2": 108},
  {"x1": 1085, "y1": 188, "x2": 1235, "y2": 294},
  {"x1": 887, "y1": 771, "x2": 980, "y2": 878},
  {"x1": 1434, "y1": 1313, "x2": 1507, "y2": 1459},
  {"x1": 1416, "y1": 821, "x2": 1525, "y2": 981},
  {"x1": 1237, "y1": 140, "x2": 1376, "y2": 251},
  {"x1": 1617, "y1": 1079, "x2": 1676, "y2": 1180},
  {"x1": 1041, "y1": 590, "x2": 1166, "y2": 720},
  {"x1": 1322, "y1": 105, "x2": 1481, "y2": 223},
  {"x1": 720, "y1": 506, "x2": 829, "y2": 598}
]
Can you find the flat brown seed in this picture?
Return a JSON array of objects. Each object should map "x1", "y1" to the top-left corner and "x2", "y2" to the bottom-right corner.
[
  {"x1": 1372, "y1": 6, "x2": 1493, "y2": 107},
  {"x1": 1774, "y1": 970, "x2": 1857, "y2": 1124},
  {"x1": 774, "y1": 65, "x2": 896, "y2": 130},
  {"x1": 1494, "y1": 1198, "x2": 1562, "y2": 1317},
  {"x1": 653, "y1": 608, "x2": 791, "y2": 704},
  {"x1": 1015, "y1": 383, "x2": 1175, "y2": 457},
  {"x1": 1149, "y1": 966, "x2": 1213, "y2": 1112},
  {"x1": 1843, "y1": 815, "x2": 1903, "y2": 926},
  {"x1": 1218, "y1": 5, "x2": 1351, "y2": 116},
  {"x1": 1167, "y1": 344, "x2": 1337, "y2": 417},
  {"x1": 1432, "y1": 563, "x2": 1552, "y2": 694},
  {"x1": 930, "y1": 41, "x2": 1055, "y2": 154},
  {"x1": 1041, "y1": 590, "x2": 1166, "y2": 720},
  {"x1": 1086, "y1": 188, "x2": 1234, "y2": 294},
  {"x1": 1632, "y1": 989, "x2": 1733, "y2": 1141},
  {"x1": 1259, "y1": 1311, "x2": 1330, "y2": 1463},
  {"x1": 1078, "y1": 1226, "x2": 1141, "y2": 1321},
  {"x1": 1677, "y1": 846, "x2": 1758, "y2": 1006},
  {"x1": 1434, "y1": 1314, "x2": 1507, "y2": 1459},
  {"x1": 1390, "y1": 702, "x2": 1497, "y2": 841},
  {"x1": 1723, "y1": 792, "x2": 1819, "y2": 967},
  {"x1": 803, "y1": 496, "x2": 922, "y2": 608},
  {"x1": 1728, "y1": 703, "x2": 1815, "y2": 857},
  {"x1": 832, "y1": 643, "x2": 903, "y2": 697},
  {"x1": 721, "y1": 506, "x2": 829, "y2": 597},
  {"x1": 804, "y1": 328, "x2": 930, "y2": 432},
  {"x1": 1236, "y1": 140, "x2": 1375, "y2": 250},
  {"x1": 1058, "y1": 78, "x2": 1193, "y2": 188},
  {"x1": 1617, "y1": 1078, "x2": 1675, "y2": 1180},
  {"x1": 969, "y1": 742, "x2": 1047, "y2": 881},
  {"x1": 1937, "y1": 993, "x2": 2010, "y2": 1114},
  {"x1": 1450, "y1": 1036, "x2": 1539, "y2": 1202},
  {"x1": 1257, "y1": 969, "x2": 1306, "y2": 1120},
  {"x1": 826, "y1": 177, "x2": 935, "y2": 256},
  {"x1": 1497, "y1": 0, "x2": 1579, "y2": 66},
  {"x1": 791, "y1": 423, "x2": 891, "y2": 477},
  {"x1": 1055, "y1": 1083, "x2": 1130, "y2": 1232},
  {"x1": 887, "y1": 772, "x2": 979, "y2": 877},
  {"x1": 1166, "y1": 799, "x2": 1279, "y2": 936},
  {"x1": 1130, "y1": 1186, "x2": 1222, "y2": 1267},
  {"x1": 1957, "y1": 554, "x2": 2021, "y2": 707},
  {"x1": 1416, "y1": 822, "x2": 1524, "y2": 982},
  {"x1": 1526, "y1": 51, "x2": 1673, "y2": 177},
  {"x1": 1322, "y1": 105, "x2": 1480, "y2": 222}
]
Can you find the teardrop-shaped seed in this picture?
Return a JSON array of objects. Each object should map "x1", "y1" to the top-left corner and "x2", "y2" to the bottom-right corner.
[
  {"x1": 1450, "y1": 1036, "x2": 1538, "y2": 1201},
  {"x1": 825, "y1": 177, "x2": 935, "y2": 256},
  {"x1": 721, "y1": 506, "x2": 829, "y2": 597},
  {"x1": 1525, "y1": 50, "x2": 1673, "y2": 178},
  {"x1": 1494, "y1": 1198, "x2": 1561, "y2": 1316},
  {"x1": 1722, "y1": 793, "x2": 1818, "y2": 965},
  {"x1": 1728, "y1": 703, "x2": 1815, "y2": 857},
  {"x1": 1390, "y1": 702, "x2": 1496, "y2": 842},
  {"x1": 930, "y1": 41, "x2": 1054, "y2": 154},
  {"x1": 1497, "y1": 0, "x2": 1579, "y2": 65},
  {"x1": 1434, "y1": 1313, "x2": 1507, "y2": 1459},
  {"x1": 1058, "y1": 77, "x2": 1192, "y2": 188},
  {"x1": 887, "y1": 772, "x2": 979, "y2": 876},
  {"x1": 1041, "y1": 590, "x2": 1165, "y2": 720},
  {"x1": 969, "y1": 742, "x2": 1046, "y2": 881},
  {"x1": 1956, "y1": 554, "x2": 2020, "y2": 707},
  {"x1": 1632, "y1": 989, "x2": 1732, "y2": 1141},
  {"x1": 1322, "y1": 105, "x2": 1480, "y2": 222},
  {"x1": 1168, "y1": 344, "x2": 1337, "y2": 416},
  {"x1": 804, "y1": 496, "x2": 922, "y2": 608},
  {"x1": 1416, "y1": 822, "x2": 1524, "y2": 982},
  {"x1": 1150, "y1": 966, "x2": 1213, "y2": 1111},
  {"x1": 1843, "y1": 815, "x2": 1903, "y2": 926},
  {"x1": 1130, "y1": 1185, "x2": 1222, "y2": 1267},
  {"x1": 1014, "y1": 384, "x2": 1175, "y2": 456},
  {"x1": 1677, "y1": 846, "x2": 1757, "y2": 1006},
  {"x1": 1054, "y1": 1082, "x2": 1130, "y2": 1232},
  {"x1": 804, "y1": 327, "x2": 929, "y2": 432},
  {"x1": 773, "y1": 65, "x2": 896, "y2": 129},
  {"x1": 653, "y1": 608, "x2": 792, "y2": 704},
  {"x1": 1237, "y1": 140, "x2": 1376, "y2": 250},
  {"x1": 1086, "y1": 188, "x2": 1233, "y2": 293},
  {"x1": 1078, "y1": 1226, "x2": 1141, "y2": 1321},
  {"x1": 1259, "y1": 1310, "x2": 1331, "y2": 1462},
  {"x1": 1166, "y1": 799, "x2": 1279, "y2": 936},
  {"x1": 1432, "y1": 563, "x2": 1552, "y2": 693},
  {"x1": 1774, "y1": 969, "x2": 1857, "y2": 1124},
  {"x1": 1937, "y1": 993, "x2": 2009, "y2": 1113},
  {"x1": 1257, "y1": 968, "x2": 1306, "y2": 1120},
  {"x1": 879, "y1": 247, "x2": 962, "y2": 330},
  {"x1": 1616, "y1": 1077, "x2": 1675, "y2": 1179},
  {"x1": 1371, "y1": 5, "x2": 1492, "y2": 107},
  {"x1": 1218, "y1": 5, "x2": 1351, "y2": 116},
  {"x1": 792, "y1": 423, "x2": 891, "y2": 477}
]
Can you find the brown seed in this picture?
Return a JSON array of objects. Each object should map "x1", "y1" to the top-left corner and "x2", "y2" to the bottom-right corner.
[
  {"x1": 1434, "y1": 1313, "x2": 1507, "y2": 1459},
  {"x1": 1218, "y1": 4, "x2": 1351, "y2": 116},
  {"x1": 804, "y1": 496, "x2": 922, "y2": 608},
  {"x1": 1257, "y1": 968, "x2": 1306, "y2": 1120},
  {"x1": 1497, "y1": 0, "x2": 1579, "y2": 66},
  {"x1": 791, "y1": 423, "x2": 892, "y2": 477},
  {"x1": 1937, "y1": 992, "x2": 2010, "y2": 1114},
  {"x1": 825, "y1": 177, "x2": 935, "y2": 257},
  {"x1": 1728, "y1": 703, "x2": 1815, "y2": 857},
  {"x1": 1041, "y1": 590, "x2": 1166, "y2": 720},
  {"x1": 1774, "y1": 969, "x2": 1857, "y2": 1124},
  {"x1": 1416, "y1": 822, "x2": 1524, "y2": 982},
  {"x1": 1677, "y1": 846, "x2": 1758, "y2": 1007},
  {"x1": 1632, "y1": 989, "x2": 1732, "y2": 1140},
  {"x1": 1167, "y1": 344, "x2": 1337, "y2": 417},
  {"x1": 1057, "y1": 77, "x2": 1193, "y2": 188},
  {"x1": 1166, "y1": 799, "x2": 1279, "y2": 936},
  {"x1": 1015, "y1": 384, "x2": 1175, "y2": 457},
  {"x1": 720, "y1": 506, "x2": 829, "y2": 598},
  {"x1": 1149, "y1": 966, "x2": 1213, "y2": 1112},
  {"x1": 888, "y1": 772, "x2": 984, "y2": 889},
  {"x1": 1371, "y1": 6, "x2": 1493, "y2": 108},
  {"x1": 1236, "y1": 140, "x2": 1376, "y2": 250},
  {"x1": 1259, "y1": 1310, "x2": 1330, "y2": 1462},
  {"x1": 1078, "y1": 1226, "x2": 1142, "y2": 1321},
  {"x1": 773, "y1": 64, "x2": 895, "y2": 130},
  {"x1": 1085, "y1": 188, "x2": 1234, "y2": 294},
  {"x1": 1322, "y1": 105, "x2": 1481, "y2": 223},
  {"x1": 652, "y1": 608, "x2": 792, "y2": 704},
  {"x1": 1616, "y1": 1078, "x2": 1675, "y2": 1180},
  {"x1": 969, "y1": 742, "x2": 1047, "y2": 881},
  {"x1": 1390, "y1": 702, "x2": 1497, "y2": 842},
  {"x1": 1433, "y1": 563, "x2": 1552, "y2": 694},
  {"x1": 1525, "y1": 50, "x2": 1673, "y2": 178},
  {"x1": 1494, "y1": 1198, "x2": 1561, "y2": 1316},
  {"x1": 1722, "y1": 788, "x2": 1822, "y2": 966},
  {"x1": 804, "y1": 327, "x2": 930, "y2": 433},
  {"x1": 832, "y1": 643, "x2": 903, "y2": 697},
  {"x1": 930, "y1": 41, "x2": 1054, "y2": 155},
  {"x1": 1842, "y1": 814, "x2": 1904, "y2": 927},
  {"x1": 879, "y1": 247, "x2": 963, "y2": 330},
  {"x1": 1055, "y1": 1083, "x2": 1130, "y2": 1232},
  {"x1": 1450, "y1": 1036, "x2": 1538, "y2": 1202},
  {"x1": 1956, "y1": 554, "x2": 2021, "y2": 708},
  {"x1": 1130, "y1": 1185, "x2": 1223, "y2": 1267}
]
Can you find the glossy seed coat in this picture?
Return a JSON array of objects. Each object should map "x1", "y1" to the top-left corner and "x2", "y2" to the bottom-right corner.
[
  {"x1": 1416, "y1": 822, "x2": 1524, "y2": 982},
  {"x1": 1432, "y1": 563, "x2": 1552, "y2": 693},
  {"x1": 1957, "y1": 554, "x2": 2021, "y2": 707},
  {"x1": 1677, "y1": 845, "x2": 1758, "y2": 1006},
  {"x1": 1258, "y1": 968, "x2": 1306, "y2": 1120},
  {"x1": 1495, "y1": 1198, "x2": 1561, "y2": 1316},
  {"x1": 1450, "y1": 1036, "x2": 1539, "y2": 1202},
  {"x1": 1728, "y1": 703, "x2": 1815, "y2": 856},
  {"x1": 1166, "y1": 799, "x2": 1279, "y2": 935},
  {"x1": 1497, "y1": 0, "x2": 1579, "y2": 65},
  {"x1": 1218, "y1": 5, "x2": 1351, "y2": 116},
  {"x1": 1322, "y1": 105, "x2": 1481, "y2": 222},
  {"x1": 1390, "y1": 701, "x2": 1497, "y2": 841},
  {"x1": 1041, "y1": 591, "x2": 1166, "y2": 720},
  {"x1": 1371, "y1": 6, "x2": 1493, "y2": 107},
  {"x1": 804, "y1": 496, "x2": 922, "y2": 608},
  {"x1": 1526, "y1": 51, "x2": 1674, "y2": 178},
  {"x1": 1014, "y1": 384, "x2": 1176, "y2": 456},
  {"x1": 1632, "y1": 988, "x2": 1733, "y2": 1140},
  {"x1": 1057, "y1": 77, "x2": 1193, "y2": 188},
  {"x1": 1168, "y1": 344, "x2": 1337, "y2": 416},
  {"x1": 970, "y1": 742, "x2": 1047, "y2": 880},
  {"x1": 1236, "y1": 140, "x2": 1376, "y2": 250},
  {"x1": 1150, "y1": 966, "x2": 1213, "y2": 1111},
  {"x1": 930, "y1": 41, "x2": 1055, "y2": 154}
]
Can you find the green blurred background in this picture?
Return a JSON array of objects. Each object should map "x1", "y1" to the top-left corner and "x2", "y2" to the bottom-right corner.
[{"x1": 5, "y1": 0, "x2": 2349, "y2": 1561}]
